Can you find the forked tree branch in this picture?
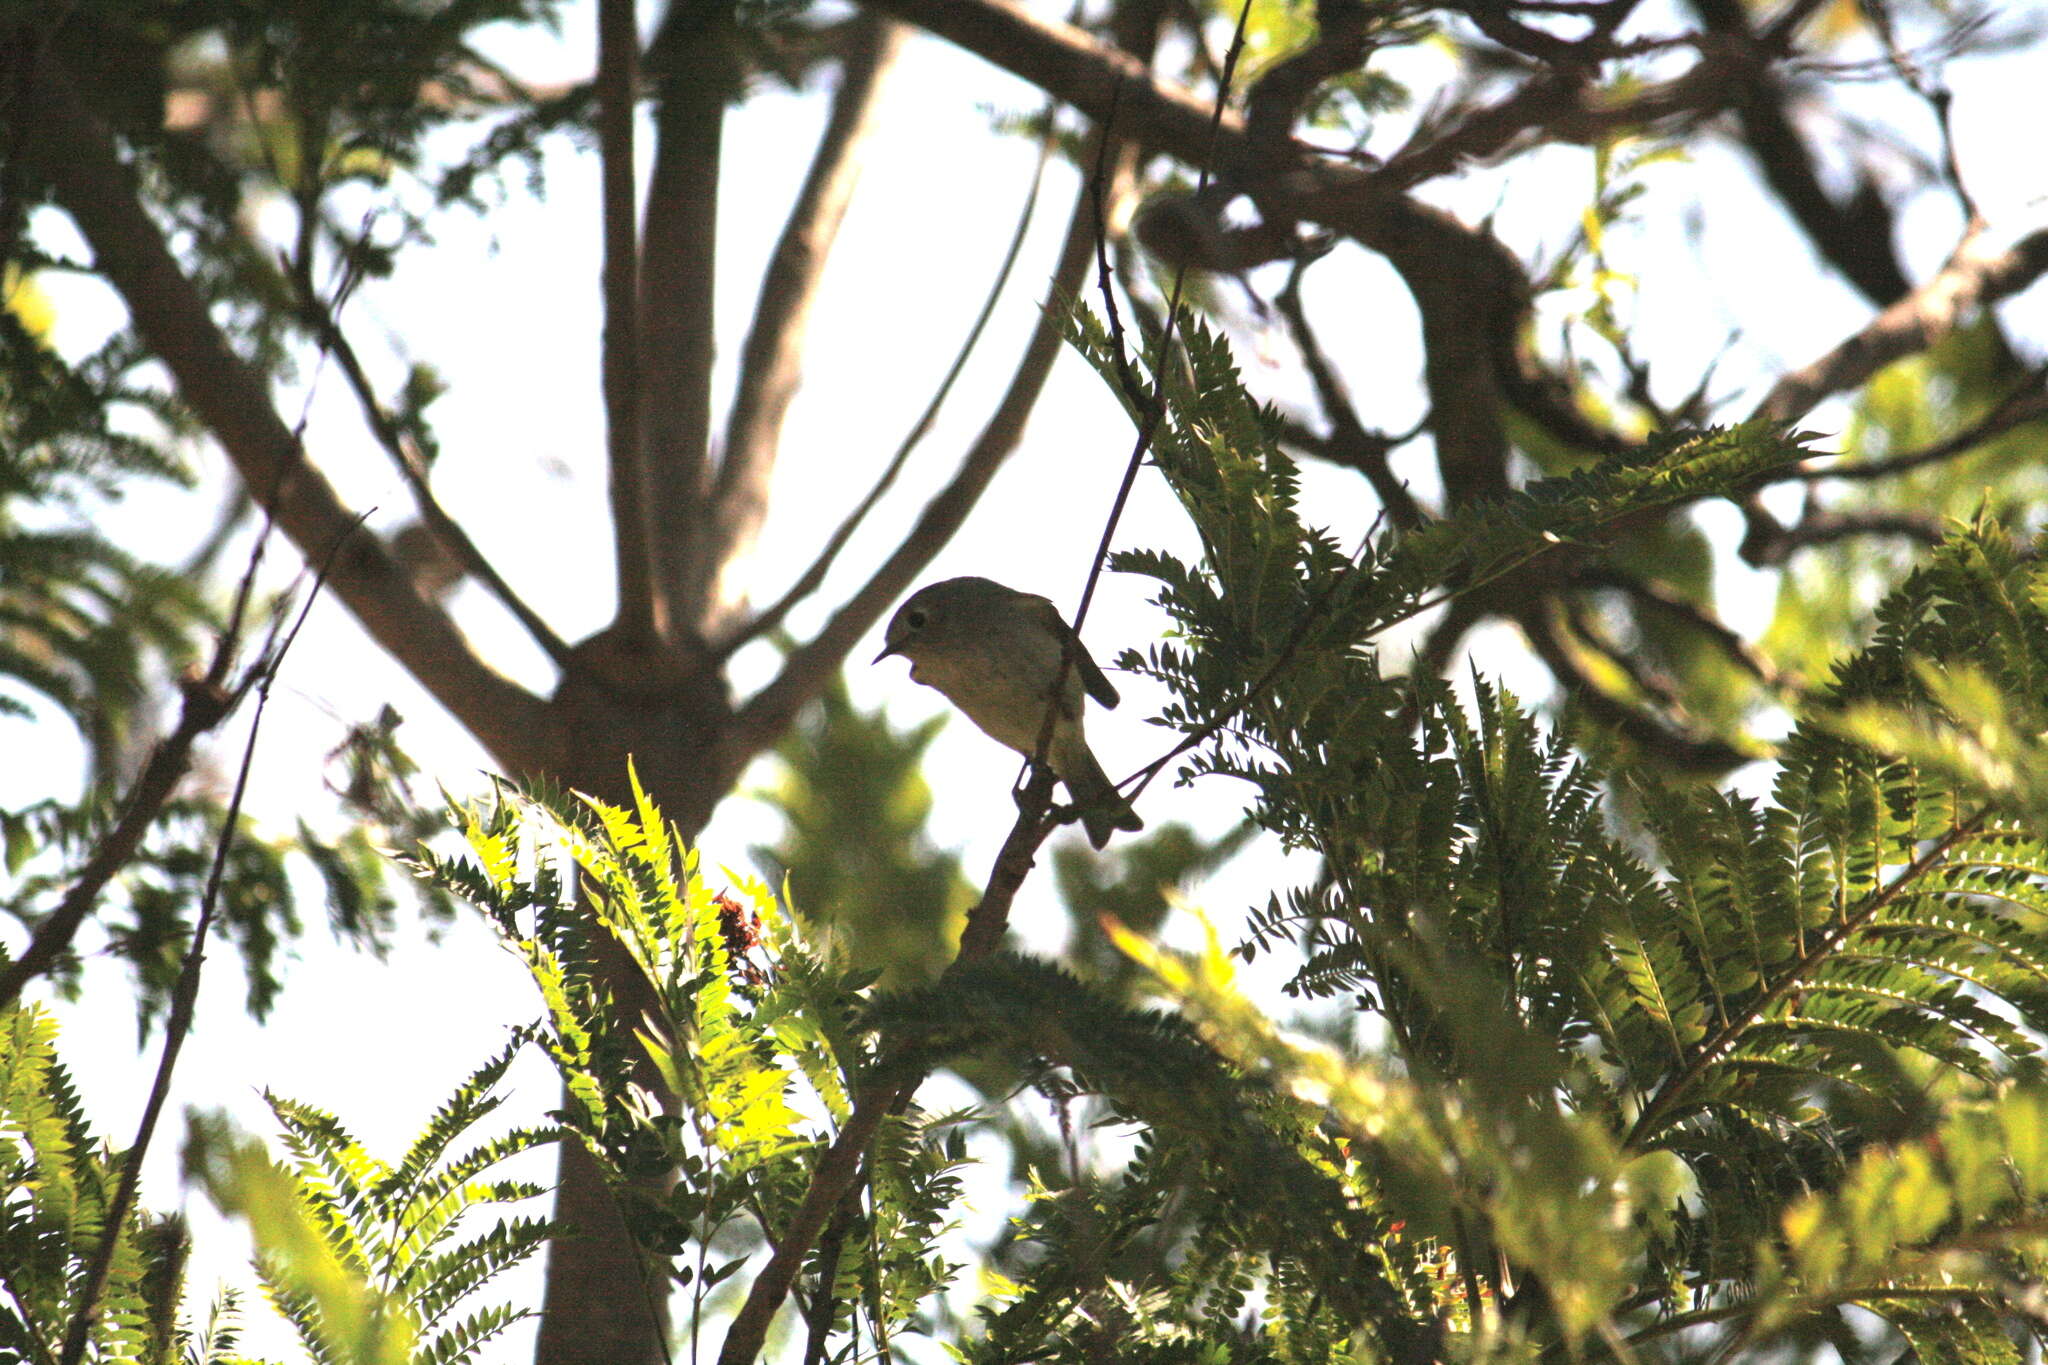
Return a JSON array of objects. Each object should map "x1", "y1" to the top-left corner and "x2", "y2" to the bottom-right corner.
[
  {"x1": 0, "y1": 675, "x2": 234, "y2": 1011},
  {"x1": 25, "y1": 53, "x2": 549, "y2": 766},
  {"x1": 298, "y1": 290, "x2": 574, "y2": 667},
  {"x1": 709, "y1": 15, "x2": 904, "y2": 633},
  {"x1": 1686, "y1": 0, "x2": 1912, "y2": 308},
  {"x1": 734, "y1": 170, "x2": 1101, "y2": 751},
  {"x1": 717, "y1": 106, "x2": 1060, "y2": 660}
]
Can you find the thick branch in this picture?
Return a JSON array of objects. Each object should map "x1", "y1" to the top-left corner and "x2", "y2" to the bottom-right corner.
[
  {"x1": 642, "y1": 0, "x2": 735, "y2": 636},
  {"x1": 857, "y1": 0, "x2": 1224, "y2": 159},
  {"x1": 25, "y1": 53, "x2": 549, "y2": 766},
  {"x1": 599, "y1": 0, "x2": 661, "y2": 647},
  {"x1": 1753, "y1": 226, "x2": 2048, "y2": 425},
  {"x1": 1742, "y1": 508, "x2": 1943, "y2": 566},
  {"x1": 0, "y1": 678, "x2": 232, "y2": 1010},
  {"x1": 1687, "y1": 0, "x2": 1912, "y2": 307},
  {"x1": 709, "y1": 15, "x2": 903, "y2": 633}
]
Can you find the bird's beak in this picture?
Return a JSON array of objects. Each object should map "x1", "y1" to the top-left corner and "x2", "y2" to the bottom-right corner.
[{"x1": 873, "y1": 639, "x2": 901, "y2": 664}]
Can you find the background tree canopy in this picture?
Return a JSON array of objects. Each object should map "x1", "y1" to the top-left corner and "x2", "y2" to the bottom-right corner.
[{"x1": 5, "y1": 0, "x2": 2048, "y2": 1361}]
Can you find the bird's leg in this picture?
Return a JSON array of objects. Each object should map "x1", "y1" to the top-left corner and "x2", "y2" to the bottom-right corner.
[{"x1": 1011, "y1": 758, "x2": 1054, "y2": 809}]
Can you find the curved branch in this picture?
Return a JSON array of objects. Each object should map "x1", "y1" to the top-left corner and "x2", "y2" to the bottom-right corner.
[
  {"x1": 1274, "y1": 260, "x2": 1425, "y2": 528},
  {"x1": 298, "y1": 290, "x2": 574, "y2": 668},
  {"x1": 1686, "y1": 0, "x2": 1912, "y2": 308},
  {"x1": 25, "y1": 52, "x2": 549, "y2": 766},
  {"x1": 1775, "y1": 366, "x2": 2048, "y2": 485},
  {"x1": 1521, "y1": 602, "x2": 1754, "y2": 773}
]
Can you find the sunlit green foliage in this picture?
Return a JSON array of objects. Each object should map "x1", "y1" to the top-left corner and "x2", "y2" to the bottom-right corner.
[
  {"x1": 0, "y1": 1003, "x2": 248, "y2": 1364},
  {"x1": 415, "y1": 768, "x2": 976, "y2": 1358},
  {"x1": 184, "y1": 1041, "x2": 559, "y2": 1365}
]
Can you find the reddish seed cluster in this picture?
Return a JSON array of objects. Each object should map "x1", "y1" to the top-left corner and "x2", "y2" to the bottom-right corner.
[{"x1": 713, "y1": 891, "x2": 768, "y2": 986}]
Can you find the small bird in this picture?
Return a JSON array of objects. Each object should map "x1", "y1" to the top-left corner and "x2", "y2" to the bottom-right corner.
[{"x1": 875, "y1": 577, "x2": 1143, "y2": 849}]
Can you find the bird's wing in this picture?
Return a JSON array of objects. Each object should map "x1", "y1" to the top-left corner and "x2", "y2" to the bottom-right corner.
[{"x1": 1029, "y1": 594, "x2": 1120, "y2": 709}]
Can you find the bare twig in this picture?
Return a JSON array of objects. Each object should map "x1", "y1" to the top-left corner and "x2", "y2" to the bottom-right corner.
[
  {"x1": 710, "y1": 15, "x2": 904, "y2": 634},
  {"x1": 1859, "y1": 0, "x2": 1980, "y2": 227},
  {"x1": 1071, "y1": 1, "x2": 1253, "y2": 640},
  {"x1": 598, "y1": 0, "x2": 659, "y2": 648},
  {"x1": 55, "y1": 517, "x2": 362, "y2": 1365},
  {"x1": 718, "y1": 95, "x2": 1060, "y2": 660},
  {"x1": 1744, "y1": 508, "x2": 1944, "y2": 566},
  {"x1": 1774, "y1": 364, "x2": 2048, "y2": 484},
  {"x1": 1274, "y1": 260, "x2": 1424, "y2": 529}
]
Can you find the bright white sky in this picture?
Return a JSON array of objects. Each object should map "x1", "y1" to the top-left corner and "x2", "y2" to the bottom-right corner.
[{"x1": 10, "y1": 0, "x2": 2048, "y2": 1358}]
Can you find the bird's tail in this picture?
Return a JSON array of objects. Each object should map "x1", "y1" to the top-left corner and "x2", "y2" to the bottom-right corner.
[{"x1": 1059, "y1": 735, "x2": 1143, "y2": 849}]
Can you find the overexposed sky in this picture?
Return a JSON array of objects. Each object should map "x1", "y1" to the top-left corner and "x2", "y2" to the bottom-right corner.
[{"x1": 11, "y1": 0, "x2": 2048, "y2": 1357}]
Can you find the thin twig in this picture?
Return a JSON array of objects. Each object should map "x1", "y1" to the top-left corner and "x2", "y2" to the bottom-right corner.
[
  {"x1": 55, "y1": 516, "x2": 364, "y2": 1365},
  {"x1": 1858, "y1": 0, "x2": 1980, "y2": 227},
  {"x1": 1026, "y1": 0, "x2": 1255, "y2": 833},
  {"x1": 1773, "y1": 364, "x2": 2048, "y2": 484},
  {"x1": 710, "y1": 15, "x2": 905, "y2": 628},
  {"x1": 1274, "y1": 260, "x2": 1424, "y2": 529},
  {"x1": 0, "y1": 359, "x2": 322, "y2": 1011}
]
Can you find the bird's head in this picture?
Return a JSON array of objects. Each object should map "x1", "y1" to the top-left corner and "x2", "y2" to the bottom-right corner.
[{"x1": 874, "y1": 576, "x2": 1002, "y2": 664}]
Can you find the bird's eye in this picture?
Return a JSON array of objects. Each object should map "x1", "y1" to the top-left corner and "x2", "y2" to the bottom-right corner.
[{"x1": 906, "y1": 609, "x2": 927, "y2": 630}]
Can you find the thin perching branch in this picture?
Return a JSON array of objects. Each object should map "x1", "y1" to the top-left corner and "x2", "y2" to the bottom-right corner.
[{"x1": 1774, "y1": 363, "x2": 2048, "y2": 485}]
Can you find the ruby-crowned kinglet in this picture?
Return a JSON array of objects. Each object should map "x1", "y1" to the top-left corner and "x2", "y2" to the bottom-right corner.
[{"x1": 875, "y1": 577, "x2": 1143, "y2": 849}]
